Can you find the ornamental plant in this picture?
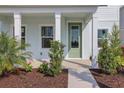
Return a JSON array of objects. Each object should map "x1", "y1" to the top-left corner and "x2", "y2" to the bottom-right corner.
[
  {"x1": 0, "y1": 32, "x2": 31, "y2": 76},
  {"x1": 98, "y1": 24, "x2": 124, "y2": 75},
  {"x1": 25, "y1": 61, "x2": 33, "y2": 72},
  {"x1": 39, "y1": 40, "x2": 65, "y2": 76}
]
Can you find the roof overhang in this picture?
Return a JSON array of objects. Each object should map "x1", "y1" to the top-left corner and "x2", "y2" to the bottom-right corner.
[{"x1": 0, "y1": 5, "x2": 104, "y2": 14}]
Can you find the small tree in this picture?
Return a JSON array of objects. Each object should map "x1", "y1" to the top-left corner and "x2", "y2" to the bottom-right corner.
[
  {"x1": 109, "y1": 24, "x2": 123, "y2": 57},
  {"x1": 39, "y1": 40, "x2": 65, "y2": 76},
  {"x1": 98, "y1": 39, "x2": 112, "y2": 73},
  {"x1": 49, "y1": 40, "x2": 64, "y2": 63},
  {"x1": 98, "y1": 24, "x2": 124, "y2": 74},
  {"x1": 48, "y1": 41, "x2": 65, "y2": 76}
]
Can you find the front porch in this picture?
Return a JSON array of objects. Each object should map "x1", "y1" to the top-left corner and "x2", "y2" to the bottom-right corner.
[
  {"x1": 30, "y1": 59, "x2": 91, "y2": 68},
  {"x1": 0, "y1": 6, "x2": 98, "y2": 68}
]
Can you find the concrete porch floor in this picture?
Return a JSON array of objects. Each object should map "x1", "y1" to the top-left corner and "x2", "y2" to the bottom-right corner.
[
  {"x1": 31, "y1": 59, "x2": 91, "y2": 69},
  {"x1": 62, "y1": 59, "x2": 91, "y2": 70}
]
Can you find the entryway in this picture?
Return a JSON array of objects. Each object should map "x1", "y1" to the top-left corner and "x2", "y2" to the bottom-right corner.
[{"x1": 68, "y1": 23, "x2": 82, "y2": 58}]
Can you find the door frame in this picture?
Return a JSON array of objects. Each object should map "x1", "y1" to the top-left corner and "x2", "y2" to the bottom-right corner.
[{"x1": 67, "y1": 22, "x2": 82, "y2": 59}]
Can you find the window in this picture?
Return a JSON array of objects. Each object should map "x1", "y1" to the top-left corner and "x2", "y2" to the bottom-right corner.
[
  {"x1": 98, "y1": 29, "x2": 108, "y2": 48},
  {"x1": 13, "y1": 26, "x2": 26, "y2": 47},
  {"x1": 71, "y1": 26, "x2": 79, "y2": 48},
  {"x1": 41, "y1": 26, "x2": 53, "y2": 48},
  {"x1": 21, "y1": 26, "x2": 26, "y2": 45}
]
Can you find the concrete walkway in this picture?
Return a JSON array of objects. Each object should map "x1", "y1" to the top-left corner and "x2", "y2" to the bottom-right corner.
[
  {"x1": 31, "y1": 59, "x2": 99, "y2": 88},
  {"x1": 62, "y1": 59, "x2": 99, "y2": 88}
]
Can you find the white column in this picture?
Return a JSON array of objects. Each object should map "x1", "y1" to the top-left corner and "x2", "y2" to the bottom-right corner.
[
  {"x1": 91, "y1": 13, "x2": 98, "y2": 68},
  {"x1": 14, "y1": 13, "x2": 21, "y2": 41},
  {"x1": 55, "y1": 13, "x2": 61, "y2": 41}
]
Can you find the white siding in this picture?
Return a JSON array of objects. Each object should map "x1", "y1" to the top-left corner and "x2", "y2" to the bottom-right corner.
[
  {"x1": 96, "y1": 6, "x2": 120, "y2": 34},
  {"x1": 82, "y1": 20, "x2": 92, "y2": 59},
  {"x1": 120, "y1": 6, "x2": 124, "y2": 44},
  {"x1": 96, "y1": 6, "x2": 120, "y2": 21},
  {"x1": 22, "y1": 16, "x2": 55, "y2": 60},
  {"x1": 95, "y1": 6, "x2": 120, "y2": 53}
]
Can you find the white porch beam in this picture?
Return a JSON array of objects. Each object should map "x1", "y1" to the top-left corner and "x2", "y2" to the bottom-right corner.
[
  {"x1": 14, "y1": 13, "x2": 21, "y2": 41},
  {"x1": 55, "y1": 13, "x2": 61, "y2": 41},
  {"x1": 91, "y1": 13, "x2": 98, "y2": 68},
  {"x1": 0, "y1": 6, "x2": 98, "y2": 13}
]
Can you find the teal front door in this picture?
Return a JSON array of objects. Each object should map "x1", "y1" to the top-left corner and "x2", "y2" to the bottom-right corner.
[{"x1": 68, "y1": 23, "x2": 82, "y2": 58}]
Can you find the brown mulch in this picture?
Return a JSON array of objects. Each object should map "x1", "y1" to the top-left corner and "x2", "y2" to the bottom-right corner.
[
  {"x1": 90, "y1": 69, "x2": 124, "y2": 88},
  {"x1": 0, "y1": 69, "x2": 68, "y2": 88}
]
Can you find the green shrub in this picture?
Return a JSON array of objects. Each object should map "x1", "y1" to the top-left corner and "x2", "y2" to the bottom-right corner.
[
  {"x1": 98, "y1": 24, "x2": 124, "y2": 75},
  {"x1": 98, "y1": 39, "x2": 113, "y2": 73},
  {"x1": 115, "y1": 56, "x2": 124, "y2": 68},
  {"x1": 25, "y1": 62, "x2": 33, "y2": 72},
  {"x1": 39, "y1": 40, "x2": 64, "y2": 76},
  {"x1": 38, "y1": 63, "x2": 49, "y2": 74},
  {"x1": 49, "y1": 40, "x2": 64, "y2": 63},
  {"x1": 0, "y1": 32, "x2": 31, "y2": 76},
  {"x1": 48, "y1": 61, "x2": 62, "y2": 76}
]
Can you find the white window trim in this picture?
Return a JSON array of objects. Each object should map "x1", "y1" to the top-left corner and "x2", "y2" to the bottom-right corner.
[{"x1": 98, "y1": 28, "x2": 108, "y2": 49}]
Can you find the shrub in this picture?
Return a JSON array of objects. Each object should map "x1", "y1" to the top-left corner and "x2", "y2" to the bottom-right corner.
[
  {"x1": 98, "y1": 24, "x2": 124, "y2": 75},
  {"x1": 0, "y1": 32, "x2": 31, "y2": 76},
  {"x1": 115, "y1": 56, "x2": 124, "y2": 68},
  {"x1": 49, "y1": 40, "x2": 64, "y2": 63},
  {"x1": 98, "y1": 39, "x2": 113, "y2": 73},
  {"x1": 48, "y1": 61, "x2": 62, "y2": 76},
  {"x1": 38, "y1": 63, "x2": 49, "y2": 74},
  {"x1": 39, "y1": 40, "x2": 65, "y2": 76},
  {"x1": 25, "y1": 62, "x2": 33, "y2": 72}
]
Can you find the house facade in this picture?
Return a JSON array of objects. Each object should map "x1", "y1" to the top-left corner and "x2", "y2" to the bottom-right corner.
[{"x1": 0, "y1": 5, "x2": 120, "y2": 67}]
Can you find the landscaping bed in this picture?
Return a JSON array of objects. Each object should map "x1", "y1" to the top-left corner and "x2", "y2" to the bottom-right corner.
[
  {"x1": 90, "y1": 69, "x2": 124, "y2": 88},
  {"x1": 0, "y1": 69, "x2": 68, "y2": 88}
]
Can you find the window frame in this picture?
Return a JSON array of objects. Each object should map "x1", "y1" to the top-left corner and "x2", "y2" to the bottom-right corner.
[
  {"x1": 97, "y1": 29, "x2": 108, "y2": 49},
  {"x1": 40, "y1": 25, "x2": 54, "y2": 49},
  {"x1": 12, "y1": 25, "x2": 26, "y2": 49},
  {"x1": 21, "y1": 26, "x2": 26, "y2": 47}
]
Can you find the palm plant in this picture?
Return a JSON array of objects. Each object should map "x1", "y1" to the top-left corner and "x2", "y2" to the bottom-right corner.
[{"x1": 0, "y1": 32, "x2": 31, "y2": 76}]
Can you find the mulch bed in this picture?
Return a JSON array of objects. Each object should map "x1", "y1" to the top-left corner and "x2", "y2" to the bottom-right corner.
[
  {"x1": 0, "y1": 69, "x2": 68, "y2": 88},
  {"x1": 90, "y1": 69, "x2": 124, "y2": 88}
]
